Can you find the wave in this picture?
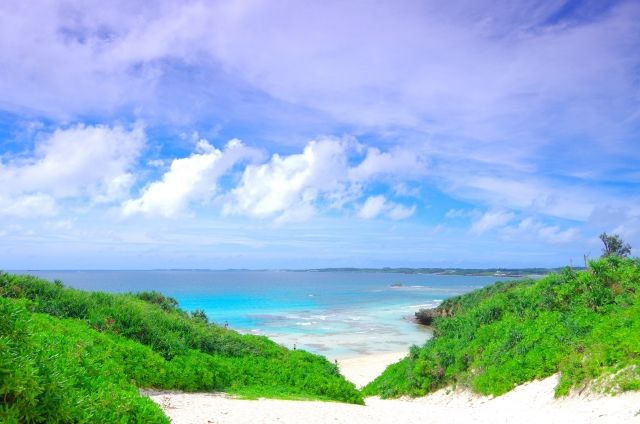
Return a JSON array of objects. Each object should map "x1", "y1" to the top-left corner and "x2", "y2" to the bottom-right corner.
[{"x1": 406, "y1": 303, "x2": 438, "y2": 309}]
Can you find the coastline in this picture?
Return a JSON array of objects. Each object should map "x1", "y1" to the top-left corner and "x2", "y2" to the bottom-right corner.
[{"x1": 147, "y1": 352, "x2": 640, "y2": 423}]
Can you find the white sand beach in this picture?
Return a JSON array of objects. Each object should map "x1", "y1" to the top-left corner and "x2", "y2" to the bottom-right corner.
[
  {"x1": 148, "y1": 351, "x2": 640, "y2": 424},
  {"x1": 334, "y1": 351, "x2": 406, "y2": 388}
]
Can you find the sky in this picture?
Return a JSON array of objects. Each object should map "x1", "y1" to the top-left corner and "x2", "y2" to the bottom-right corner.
[{"x1": 0, "y1": 0, "x2": 639, "y2": 269}]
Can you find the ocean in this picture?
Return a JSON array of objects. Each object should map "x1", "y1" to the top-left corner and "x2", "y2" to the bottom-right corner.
[{"x1": 18, "y1": 270, "x2": 511, "y2": 359}]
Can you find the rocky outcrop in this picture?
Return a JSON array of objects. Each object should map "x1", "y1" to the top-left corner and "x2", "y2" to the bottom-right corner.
[
  {"x1": 414, "y1": 308, "x2": 444, "y2": 325},
  {"x1": 414, "y1": 303, "x2": 456, "y2": 326}
]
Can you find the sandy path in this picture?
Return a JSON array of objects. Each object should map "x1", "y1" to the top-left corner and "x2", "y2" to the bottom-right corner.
[
  {"x1": 335, "y1": 351, "x2": 406, "y2": 388},
  {"x1": 148, "y1": 352, "x2": 640, "y2": 424}
]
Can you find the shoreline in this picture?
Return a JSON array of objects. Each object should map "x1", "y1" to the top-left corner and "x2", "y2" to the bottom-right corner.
[{"x1": 147, "y1": 352, "x2": 640, "y2": 423}]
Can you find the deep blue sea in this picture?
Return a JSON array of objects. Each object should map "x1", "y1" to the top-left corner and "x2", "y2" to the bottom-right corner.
[{"x1": 18, "y1": 270, "x2": 511, "y2": 359}]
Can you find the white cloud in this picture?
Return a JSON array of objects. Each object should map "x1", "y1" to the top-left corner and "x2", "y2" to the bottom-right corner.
[
  {"x1": 586, "y1": 205, "x2": 640, "y2": 251},
  {"x1": 0, "y1": 123, "x2": 144, "y2": 216},
  {"x1": 147, "y1": 159, "x2": 165, "y2": 168},
  {"x1": 0, "y1": 193, "x2": 57, "y2": 218},
  {"x1": 501, "y1": 217, "x2": 579, "y2": 245},
  {"x1": 349, "y1": 146, "x2": 427, "y2": 182},
  {"x1": 471, "y1": 210, "x2": 515, "y2": 234},
  {"x1": 537, "y1": 225, "x2": 579, "y2": 244},
  {"x1": 123, "y1": 139, "x2": 259, "y2": 217},
  {"x1": 224, "y1": 138, "x2": 420, "y2": 222},
  {"x1": 446, "y1": 175, "x2": 600, "y2": 221},
  {"x1": 92, "y1": 173, "x2": 136, "y2": 204},
  {"x1": 388, "y1": 203, "x2": 416, "y2": 220},
  {"x1": 0, "y1": 130, "x2": 427, "y2": 222},
  {"x1": 445, "y1": 208, "x2": 472, "y2": 219},
  {"x1": 358, "y1": 196, "x2": 387, "y2": 219},
  {"x1": 392, "y1": 182, "x2": 420, "y2": 198},
  {"x1": 2, "y1": 1, "x2": 637, "y2": 230},
  {"x1": 3, "y1": 1, "x2": 638, "y2": 139},
  {"x1": 358, "y1": 195, "x2": 415, "y2": 220},
  {"x1": 223, "y1": 138, "x2": 351, "y2": 220}
]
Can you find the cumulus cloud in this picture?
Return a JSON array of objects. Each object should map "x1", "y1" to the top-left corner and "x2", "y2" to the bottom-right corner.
[
  {"x1": 223, "y1": 138, "x2": 351, "y2": 220},
  {"x1": 123, "y1": 139, "x2": 260, "y2": 217},
  {"x1": 471, "y1": 210, "x2": 515, "y2": 234},
  {"x1": 0, "y1": 130, "x2": 427, "y2": 222},
  {"x1": 0, "y1": 123, "x2": 144, "y2": 216},
  {"x1": 2, "y1": 1, "x2": 639, "y2": 267},
  {"x1": 223, "y1": 138, "x2": 419, "y2": 222},
  {"x1": 1, "y1": 0, "x2": 638, "y2": 230},
  {"x1": 358, "y1": 195, "x2": 415, "y2": 220}
]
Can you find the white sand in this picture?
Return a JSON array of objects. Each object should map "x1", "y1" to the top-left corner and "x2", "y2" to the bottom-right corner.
[
  {"x1": 335, "y1": 351, "x2": 406, "y2": 388},
  {"x1": 148, "y1": 352, "x2": 640, "y2": 424}
]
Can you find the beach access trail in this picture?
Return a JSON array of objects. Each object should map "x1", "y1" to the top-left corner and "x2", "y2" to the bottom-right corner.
[{"x1": 148, "y1": 351, "x2": 640, "y2": 424}]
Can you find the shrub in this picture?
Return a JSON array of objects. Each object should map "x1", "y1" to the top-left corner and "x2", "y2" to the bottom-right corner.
[
  {"x1": 190, "y1": 309, "x2": 209, "y2": 324},
  {"x1": 364, "y1": 257, "x2": 640, "y2": 398},
  {"x1": 0, "y1": 271, "x2": 363, "y2": 421},
  {"x1": 0, "y1": 297, "x2": 169, "y2": 423}
]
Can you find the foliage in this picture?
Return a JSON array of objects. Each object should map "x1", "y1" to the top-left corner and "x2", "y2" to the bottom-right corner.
[
  {"x1": 363, "y1": 257, "x2": 640, "y2": 398},
  {"x1": 190, "y1": 309, "x2": 209, "y2": 324},
  {"x1": 0, "y1": 297, "x2": 169, "y2": 423},
  {"x1": 599, "y1": 232, "x2": 632, "y2": 258},
  {"x1": 0, "y1": 274, "x2": 363, "y2": 422},
  {"x1": 135, "y1": 291, "x2": 180, "y2": 312}
]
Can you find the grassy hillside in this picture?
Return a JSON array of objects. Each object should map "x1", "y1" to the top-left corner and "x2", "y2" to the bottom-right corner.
[
  {"x1": 0, "y1": 273, "x2": 362, "y2": 423},
  {"x1": 364, "y1": 256, "x2": 640, "y2": 398}
]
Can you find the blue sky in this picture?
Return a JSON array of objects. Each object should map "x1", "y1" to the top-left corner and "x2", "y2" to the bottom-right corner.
[{"x1": 0, "y1": 0, "x2": 639, "y2": 269}]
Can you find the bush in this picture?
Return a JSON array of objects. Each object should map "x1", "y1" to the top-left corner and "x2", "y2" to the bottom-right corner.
[
  {"x1": 136, "y1": 291, "x2": 180, "y2": 312},
  {"x1": 0, "y1": 297, "x2": 169, "y2": 423},
  {"x1": 0, "y1": 272, "x2": 363, "y2": 422},
  {"x1": 190, "y1": 309, "x2": 209, "y2": 324},
  {"x1": 364, "y1": 257, "x2": 640, "y2": 398}
]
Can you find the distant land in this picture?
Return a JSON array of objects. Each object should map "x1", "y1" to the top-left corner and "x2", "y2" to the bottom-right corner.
[
  {"x1": 17, "y1": 267, "x2": 585, "y2": 278},
  {"x1": 297, "y1": 267, "x2": 584, "y2": 278},
  {"x1": 16, "y1": 267, "x2": 582, "y2": 278}
]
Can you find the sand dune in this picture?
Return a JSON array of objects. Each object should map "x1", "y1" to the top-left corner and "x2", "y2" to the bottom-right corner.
[{"x1": 148, "y1": 352, "x2": 640, "y2": 424}]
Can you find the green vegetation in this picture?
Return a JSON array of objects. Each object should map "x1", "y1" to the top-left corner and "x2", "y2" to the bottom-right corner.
[
  {"x1": 600, "y1": 232, "x2": 632, "y2": 258},
  {"x1": 2, "y1": 232, "x2": 637, "y2": 422},
  {"x1": 0, "y1": 273, "x2": 362, "y2": 423},
  {"x1": 0, "y1": 297, "x2": 170, "y2": 423},
  {"x1": 364, "y1": 255, "x2": 640, "y2": 398}
]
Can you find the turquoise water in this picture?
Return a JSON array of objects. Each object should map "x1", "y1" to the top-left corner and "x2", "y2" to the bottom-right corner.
[{"x1": 19, "y1": 270, "x2": 511, "y2": 358}]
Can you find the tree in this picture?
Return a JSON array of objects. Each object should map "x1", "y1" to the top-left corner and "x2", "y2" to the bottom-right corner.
[
  {"x1": 190, "y1": 309, "x2": 209, "y2": 324},
  {"x1": 599, "y1": 233, "x2": 632, "y2": 258}
]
